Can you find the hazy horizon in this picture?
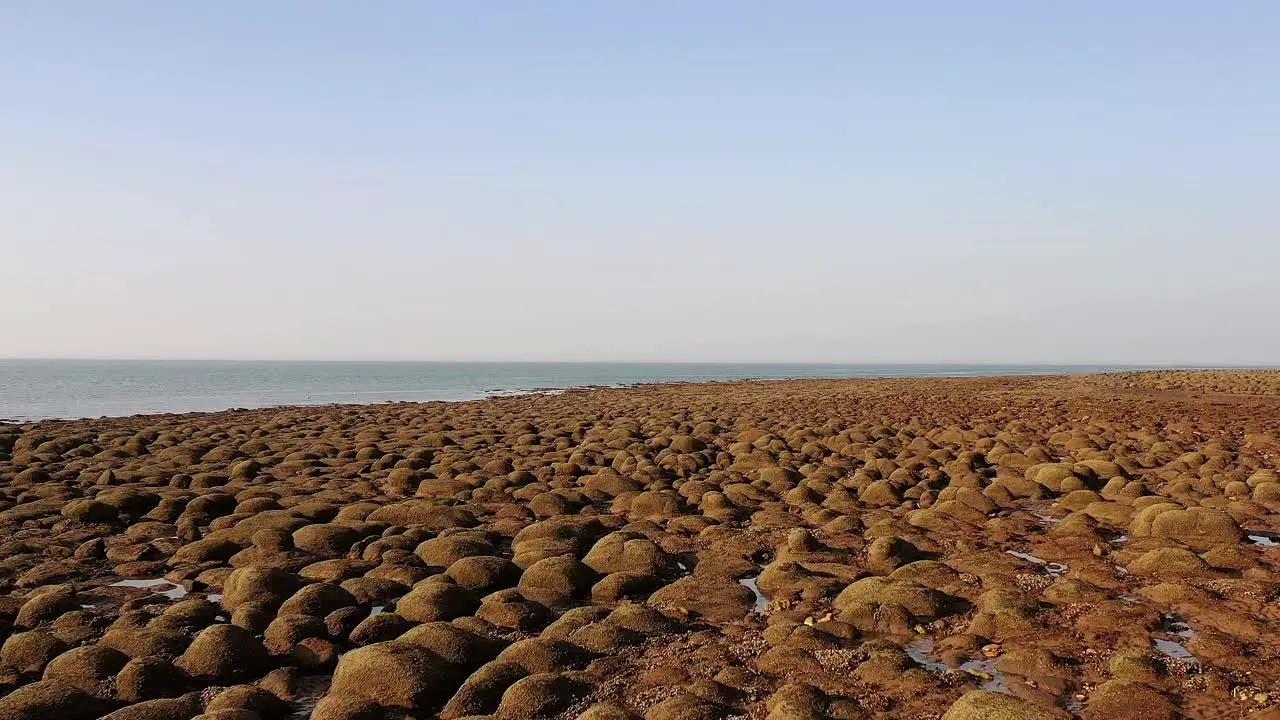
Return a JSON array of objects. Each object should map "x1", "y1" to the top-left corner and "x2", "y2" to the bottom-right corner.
[
  {"x1": 4, "y1": 358, "x2": 1210, "y2": 421},
  {"x1": 3, "y1": 3, "x2": 1278, "y2": 365},
  {"x1": 0, "y1": 358, "x2": 1272, "y2": 370}
]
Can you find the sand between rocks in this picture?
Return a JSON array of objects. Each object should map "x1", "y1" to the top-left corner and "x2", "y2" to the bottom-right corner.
[{"x1": 0, "y1": 370, "x2": 1279, "y2": 719}]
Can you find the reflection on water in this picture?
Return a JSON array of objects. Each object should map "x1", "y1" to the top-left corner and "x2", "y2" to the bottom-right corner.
[
  {"x1": 110, "y1": 578, "x2": 188, "y2": 600},
  {"x1": 1005, "y1": 550, "x2": 1068, "y2": 576},
  {"x1": 1153, "y1": 638, "x2": 1199, "y2": 663},
  {"x1": 738, "y1": 577, "x2": 768, "y2": 613},
  {"x1": 1153, "y1": 612, "x2": 1200, "y2": 664},
  {"x1": 1246, "y1": 531, "x2": 1279, "y2": 547},
  {"x1": 287, "y1": 674, "x2": 333, "y2": 720},
  {"x1": 904, "y1": 638, "x2": 1010, "y2": 693}
]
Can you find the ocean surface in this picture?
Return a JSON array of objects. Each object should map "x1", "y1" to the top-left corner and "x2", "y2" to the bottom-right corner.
[{"x1": 0, "y1": 360, "x2": 1150, "y2": 422}]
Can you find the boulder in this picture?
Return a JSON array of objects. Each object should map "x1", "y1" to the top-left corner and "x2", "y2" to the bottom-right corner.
[
  {"x1": 0, "y1": 680, "x2": 111, "y2": 720},
  {"x1": 517, "y1": 556, "x2": 596, "y2": 609},
  {"x1": 176, "y1": 625, "x2": 269, "y2": 682},
  {"x1": 220, "y1": 566, "x2": 301, "y2": 612},
  {"x1": 648, "y1": 575, "x2": 754, "y2": 624},
  {"x1": 942, "y1": 690, "x2": 1063, "y2": 720},
  {"x1": 325, "y1": 641, "x2": 461, "y2": 712}
]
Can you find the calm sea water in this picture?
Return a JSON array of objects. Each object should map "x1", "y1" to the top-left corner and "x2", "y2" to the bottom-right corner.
[{"x1": 0, "y1": 360, "x2": 1147, "y2": 421}]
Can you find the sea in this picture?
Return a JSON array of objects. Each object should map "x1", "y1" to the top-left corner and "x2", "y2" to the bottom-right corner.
[{"x1": 0, "y1": 360, "x2": 1152, "y2": 422}]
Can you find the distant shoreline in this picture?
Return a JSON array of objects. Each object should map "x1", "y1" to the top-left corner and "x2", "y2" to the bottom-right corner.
[
  {"x1": 4, "y1": 366, "x2": 1277, "y2": 426},
  {"x1": 0, "y1": 361, "x2": 1179, "y2": 423}
]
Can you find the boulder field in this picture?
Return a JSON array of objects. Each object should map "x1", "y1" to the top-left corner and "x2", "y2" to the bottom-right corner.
[{"x1": 1, "y1": 370, "x2": 1279, "y2": 718}]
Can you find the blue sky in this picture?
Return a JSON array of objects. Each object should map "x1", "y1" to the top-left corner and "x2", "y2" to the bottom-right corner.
[{"x1": 2, "y1": 3, "x2": 1277, "y2": 362}]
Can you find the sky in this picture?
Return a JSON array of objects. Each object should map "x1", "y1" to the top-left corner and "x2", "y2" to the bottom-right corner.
[{"x1": 1, "y1": 2, "x2": 1277, "y2": 364}]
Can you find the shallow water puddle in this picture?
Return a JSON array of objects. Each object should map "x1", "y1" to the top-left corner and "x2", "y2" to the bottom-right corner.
[
  {"x1": 1153, "y1": 638, "x2": 1199, "y2": 663},
  {"x1": 1006, "y1": 550, "x2": 1042, "y2": 564},
  {"x1": 1160, "y1": 613, "x2": 1195, "y2": 638},
  {"x1": 739, "y1": 577, "x2": 768, "y2": 613},
  {"x1": 957, "y1": 657, "x2": 1010, "y2": 693},
  {"x1": 904, "y1": 638, "x2": 1010, "y2": 693},
  {"x1": 1153, "y1": 613, "x2": 1200, "y2": 664},
  {"x1": 1033, "y1": 513, "x2": 1062, "y2": 525},
  {"x1": 1005, "y1": 550, "x2": 1068, "y2": 576},
  {"x1": 903, "y1": 638, "x2": 948, "y2": 672},
  {"x1": 1246, "y1": 531, "x2": 1280, "y2": 547},
  {"x1": 287, "y1": 673, "x2": 333, "y2": 720},
  {"x1": 110, "y1": 578, "x2": 188, "y2": 600}
]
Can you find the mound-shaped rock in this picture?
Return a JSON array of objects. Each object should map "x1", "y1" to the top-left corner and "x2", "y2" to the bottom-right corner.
[
  {"x1": 444, "y1": 555, "x2": 522, "y2": 592},
  {"x1": 583, "y1": 532, "x2": 678, "y2": 577},
  {"x1": 176, "y1": 625, "x2": 269, "y2": 682},
  {"x1": 1, "y1": 630, "x2": 68, "y2": 674},
  {"x1": 497, "y1": 672, "x2": 589, "y2": 717},
  {"x1": 517, "y1": 555, "x2": 596, "y2": 609},
  {"x1": 365, "y1": 502, "x2": 477, "y2": 530},
  {"x1": 220, "y1": 566, "x2": 301, "y2": 612},
  {"x1": 942, "y1": 690, "x2": 1063, "y2": 719},
  {"x1": 116, "y1": 656, "x2": 190, "y2": 702},
  {"x1": 41, "y1": 644, "x2": 128, "y2": 695},
  {"x1": 1129, "y1": 505, "x2": 1243, "y2": 550},
  {"x1": 292, "y1": 524, "x2": 363, "y2": 557},
  {"x1": 397, "y1": 621, "x2": 503, "y2": 667},
  {"x1": 648, "y1": 575, "x2": 754, "y2": 623},
  {"x1": 1128, "y1": 547, "x2": 1214, "y2": 578},
  {"x1": 440, "y1": 664, "x2": 525, "y2": 718},
  {"x1": 15, "y1": 585, "x2": 80, "y2": 628},
  {"x1": 324, "y1": 641, "x2": 461, "y2": 713},
  {"x1": 0, "y1": 680, "x2": 111, "y2": 720},
  {"x1": 416, "y1": 535, "x2": 496, "y2": 569},
  {"x1": 278, "y1": 583, "x2": 358, "y2": 618},
  {"x1": 834, "y1": 577, "x2": 953, "y2": 619},
  {"x1": 396, "y1": 582, "x2": 480, "y2": 623}
]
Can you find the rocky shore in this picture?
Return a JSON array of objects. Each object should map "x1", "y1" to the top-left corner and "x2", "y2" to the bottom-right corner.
[{"x1": 1, "y1": 370, "x2": 1279, "y2": 719}]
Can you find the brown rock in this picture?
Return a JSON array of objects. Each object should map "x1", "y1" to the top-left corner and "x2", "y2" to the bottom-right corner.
[
  {"x1": 325, "y1": 641, "x2": 461, "y2": 712},
  {"x1": 0, "y1": 679, "x2": 111, "y2": 720},
  {"x1": 175, "y1": 625, "x2": 269, "y2": 682},
  {"x1": 942, "y1": 690, "x2": 1063, "y2": 719}
]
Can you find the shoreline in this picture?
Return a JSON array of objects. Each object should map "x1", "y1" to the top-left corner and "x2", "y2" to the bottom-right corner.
[
  {"x1": 3, "y1": 362, "x2": 1241, "y2": 424},
  {"x1": 8, "y1": 366, "x2": 1272, "y2": 425},
  {"x1": 0, "y1": 372, "x2": 1123, "y2": 426}
]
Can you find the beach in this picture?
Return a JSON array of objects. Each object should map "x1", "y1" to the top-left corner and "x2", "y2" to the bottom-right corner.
[{"x1": 1, "y1": 369, "x2": 1279, "y2": 719}]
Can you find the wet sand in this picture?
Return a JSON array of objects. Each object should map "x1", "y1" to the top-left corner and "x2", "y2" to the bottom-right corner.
[{"x1": 1, "y1": 370, "x2": 1279, "y2": 719}]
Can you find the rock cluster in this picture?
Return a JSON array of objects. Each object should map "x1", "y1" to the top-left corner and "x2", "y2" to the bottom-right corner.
[{"x1": 0, "y1": 371, "x2": 1279, "y2": 718}]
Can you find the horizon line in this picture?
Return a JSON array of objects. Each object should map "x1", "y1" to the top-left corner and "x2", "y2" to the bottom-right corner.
[{"x1": 1, "y1": 357, "x2": 1276, "y2": 369}]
